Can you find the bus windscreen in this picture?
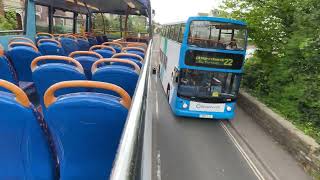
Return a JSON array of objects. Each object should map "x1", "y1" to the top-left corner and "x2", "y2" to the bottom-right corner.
[
  {"x1": 188, "y1": 21, "x2": 247, "y2": 50},
  {"x1": 178, "y1": 69, "x2": 241, "y2": 103}
]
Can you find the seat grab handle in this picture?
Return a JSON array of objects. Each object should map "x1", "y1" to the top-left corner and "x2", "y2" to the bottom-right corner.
[
  {"x1": 89, "y1": 45, "x2": 116, "y2": 54},
  {"x1": 112, "y1": 53, "x2": 144, "y2": 62},
  {"x1": 0, "y1": 80, "x2": 30, "y2": 107},
  {"x1": 31, "y1": 55, "x2": 84, "y2": 73},
  {"x1": 91, "y1": 58, "x2": 140, "y2": 74},
  {"x1": 44, "y1": 81, "x2": 132, "y2": 109}
]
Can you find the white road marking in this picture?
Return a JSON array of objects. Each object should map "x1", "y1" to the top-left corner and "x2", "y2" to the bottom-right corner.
[
  {"x1": 156, "y1": 150, "x2": 162, "y2": 180},
  {"x1": 155, "y1": 74, "x2": 161, "y2": 180},
  {"x1": 220, "y1": 121, "x2": 265, "y2": 180}
]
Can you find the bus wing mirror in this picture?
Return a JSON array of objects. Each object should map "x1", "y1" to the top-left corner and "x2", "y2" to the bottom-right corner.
[{"x1": 173, "y1": 67, "x2": 179, "y2": 83}]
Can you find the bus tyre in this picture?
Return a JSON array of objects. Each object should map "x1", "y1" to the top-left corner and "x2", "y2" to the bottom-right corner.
[
  {"x1": 158, "y1": 65, "x2": 161, "y2": 77},
  {"x1": 166, "y1": 85, "x2": 170, "y2": 102}
]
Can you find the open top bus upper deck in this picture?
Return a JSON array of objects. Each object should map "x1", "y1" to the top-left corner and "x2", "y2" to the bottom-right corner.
[
  {"x1": 0, "y1": 0, "x2": 152, "y2": 48},
  {"x1": 0, "y1": 0, "x2": 153, "y2": 179}
]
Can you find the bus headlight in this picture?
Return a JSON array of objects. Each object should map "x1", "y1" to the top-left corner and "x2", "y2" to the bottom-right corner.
[
  {"x1": 182, "y1": 103, "x2": 188, "y2": 109},
  {"x1": 226, "y1": 106, "x2": 232, "y2": 112}
]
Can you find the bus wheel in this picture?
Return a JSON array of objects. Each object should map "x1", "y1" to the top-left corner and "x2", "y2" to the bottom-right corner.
[
  {"x1": 158, "y1": 65, "x2": 161, "y2": 77},
  {"x1": 166, "y1": 85, "x2": 170, "y2": 101}
]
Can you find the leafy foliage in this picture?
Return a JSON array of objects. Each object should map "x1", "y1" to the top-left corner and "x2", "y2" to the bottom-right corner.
[
  {"x1": 0, "y1": 10, "x2": 18, "y2": 30},
  {"x1": 220, "y1": 0, "x2": 320, "y2": 142},
  {"x1": 93, "y1": 14, "x2": 147, "y2": 35}
]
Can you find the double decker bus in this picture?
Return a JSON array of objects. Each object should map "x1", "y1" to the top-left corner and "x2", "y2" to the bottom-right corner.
[{"x1": 159, "y1": 16, "x2": 248, "y2": 120}]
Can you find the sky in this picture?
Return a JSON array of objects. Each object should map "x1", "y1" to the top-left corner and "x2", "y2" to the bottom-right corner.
[{"x1": 151, "y1": 0, "x2": 223, "y2": 24}]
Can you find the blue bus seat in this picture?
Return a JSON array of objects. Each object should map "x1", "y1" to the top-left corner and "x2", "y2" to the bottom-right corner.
[
  {"x1": 89, "y1": 45, "x2": 116, "y2": 58},
  {"x1": 96, "y1": 36, "x2": 105, "y2": 44},
  {"x1": 102, "y1": 42, "x2": 123, "y2": 53},
  {"x1": 44, "y1": 80, "x2": 131, "y2": 179},
  {"x1": 122, "y1": 47, "x2": 145, "y2": 58},
  {"x1": 59, "y1": 35, "x2": 79, "y2": 56},
  {"x1": 19, "y1": 81, "x2": 36, "y2": 96},
  {"x1": 31, "y1": 56, "x2": 87, "y2": 112},
  {"x1": 38, "y1": 39, "x2": 65, "y2": 55},
  {"x1": 127, "y1": 42, "x2": 148, "y2": 50},
  {"x1": 7, "y1": 42, "x2": 41, "y2": 81},
  {"x1": 0, "y1": 80, "x2": 55, "y2": 179},
  {"x1": 0, "y1": 46, "x2": 18, "y2": 87},
  {"x1": 92, "y1": 58, "x2": 140, "y2": 97},
  {"x1": 87, "y1": 36, "x2": 98, "y2": 46},
  {"x1": 35, "y1": 32, "x2": 54, "y2": 43},
  {"x1": 8, "y1": 37, "x2": 35, "y2": 45},
  {"x1": 77, "y1": 36, "x2": 90, "y2": 51},
  {"x1": 112, "y1": 53, "x2": 144, "y2": 68},
  {"x1": 69, "y1": 51, "x2": 103, "y2": 79},
  {"x1": 102, "y1": 35, "x2": 109, "y2": 42}
]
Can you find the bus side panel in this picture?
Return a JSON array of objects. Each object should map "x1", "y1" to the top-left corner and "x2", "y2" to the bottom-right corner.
[{"x1": 159, "y1": 37, "x2": 181, "y2": 104}]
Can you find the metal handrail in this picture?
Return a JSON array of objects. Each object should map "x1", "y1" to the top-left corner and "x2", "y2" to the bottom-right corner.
[
  {"x1": 110, "y1": 39, "x2": 153, "y2": 180},
  {"x1": 0, "y1": 30, "x2": 24, "y2": 34}
]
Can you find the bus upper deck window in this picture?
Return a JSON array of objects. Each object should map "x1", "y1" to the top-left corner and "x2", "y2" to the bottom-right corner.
[
  {"x1": 188, "y1": 21, "x2": 247, "y2": 51},
  {"x1": 36, "y1": 5, "x2": 49, "y2": 33},
  {"x1": 53, "y1": 10, "x2": 74, "y2": 34},
  {"x1": 0, "y1": 0, "x2": 26, "y2": 34}
]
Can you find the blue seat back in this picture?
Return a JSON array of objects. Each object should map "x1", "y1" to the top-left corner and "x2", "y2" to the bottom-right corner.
[
  {"x1": 90, "y1": 45, "x2": 116, "y2": 58},
  {"x1": 102, "y1": 42, "x2": 123, "y2": 53},
  {"x1": 70, "y1": 51, "x2": 103, "y2": 79},
  {"x1": 0, "y1": 50, "x2": 18, "y2": 86},
  {"x1": 45, "y1": 81, "x2": 130, "y2": 179},
  {"x1": 31, "y1": 56, "x2": 87, "y2": 112},
  {"x1": 88, "y1": 37, "x2": 98, "y2": 46},
  {"x1": 126, "y1": 50, "x2": 145, "y2": 58},
  {"x1": 9, "y1": 37, "x2": 35, "y2": 45},
  {"x1": 0, "y1": 80, "x2": 55, "y2": 179},
  {"x1": 93, "y1": 65, "x2": 139, "y2": 97},
  {"x1": 77, "y1": 39, "x2": 90, "y2": 51},
  {"x1": 8, "y1": 42, "x2": 41, "y2": 81},
  {"x1": 92, "y1": 58, "x2": 140, "y2": 97},
  {"x1": 112, "y1": 53, "x2": 144, "y2": 68},
  {"x1": 35, "y1": 33, "x2": 54, "y2": 43},
  {"x1": 38, "y1": 39, "x2": 65, "y2": 55},
  {"x1": 94, "y1": 49, "x2": 114, "y2": 58},
  {"x1": 102, "y1": 35, "x2": 109, "y2": 42},
  {"x1": 96, "y1": 36, "x2": 104, "y2": 44},
  {"x1": 60, "y1": 37, "x2": 79, "y2": 56}
]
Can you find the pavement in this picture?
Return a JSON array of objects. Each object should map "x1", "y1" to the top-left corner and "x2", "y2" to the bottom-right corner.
[{"x1": 150, "y1": 36, "x2": 312, "y2": 180}]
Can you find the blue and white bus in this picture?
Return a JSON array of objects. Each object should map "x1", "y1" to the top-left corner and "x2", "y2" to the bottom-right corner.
[{"x1": 159, "y1": 16, "x2": 248, "y2": 120}]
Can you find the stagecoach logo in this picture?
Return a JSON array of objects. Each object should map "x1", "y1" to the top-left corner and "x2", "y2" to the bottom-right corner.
[{"x1": 189, "y1": 102, "x2": 225, "y2": 112}]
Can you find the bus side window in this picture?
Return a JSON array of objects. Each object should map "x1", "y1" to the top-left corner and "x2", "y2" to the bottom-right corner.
[
  {"x1": 36, "y1": 5, "x2": 49, "y2": 33},
  {"x1": 0, "y1": 0, "x2": 26, "y2": 35},
  {"x1": 178, "y1": 24, "x2": 185, "y2": 43}
]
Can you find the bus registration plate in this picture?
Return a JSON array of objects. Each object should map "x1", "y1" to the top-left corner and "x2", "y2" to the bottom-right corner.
[
  {"x1": 199, "y1": 114, "x2": 213, "y2": 119},
  {"x1": 189, "y1": 102, "x2": 225, "y2": 113}
]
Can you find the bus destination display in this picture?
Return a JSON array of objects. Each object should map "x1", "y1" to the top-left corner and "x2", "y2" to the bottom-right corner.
[{"x1": 185, "y1": 50, "x2": 244, "y2": 69}]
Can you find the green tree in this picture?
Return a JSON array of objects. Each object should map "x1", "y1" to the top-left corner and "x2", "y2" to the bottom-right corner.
[
  {"x1": 0, "y1": 10, "x2": 18, "y2": 30},
  {"x1": 220, "y1": 0, "x2": 320, "y2": 143}
]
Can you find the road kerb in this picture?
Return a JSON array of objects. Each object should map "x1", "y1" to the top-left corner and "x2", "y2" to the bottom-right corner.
[{"x1": 238, "y1": 90, "x2": 320, "y2": 179}]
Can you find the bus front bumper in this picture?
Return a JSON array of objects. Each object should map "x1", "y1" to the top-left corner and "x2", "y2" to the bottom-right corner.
[{"x1": 172, "y1": 97, "x2": 236, "y2": 120}]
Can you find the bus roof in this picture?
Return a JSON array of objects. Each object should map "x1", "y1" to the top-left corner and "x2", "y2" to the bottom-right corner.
[
  {"x1": 162, "y1": 16, "x2": 247, "y2": 26},
  {"x1": 35, "y1": 0, "x2": 151, "y2": 16}
]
